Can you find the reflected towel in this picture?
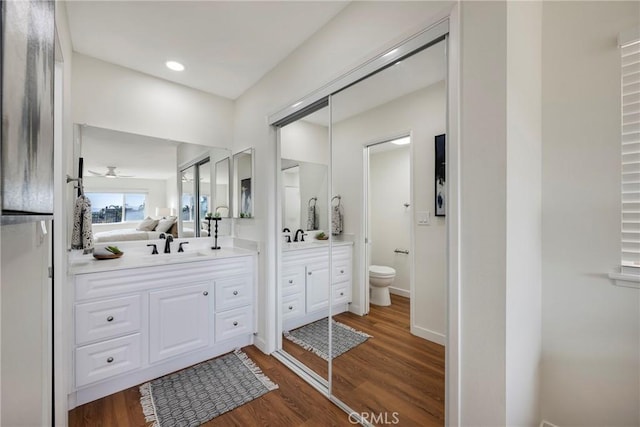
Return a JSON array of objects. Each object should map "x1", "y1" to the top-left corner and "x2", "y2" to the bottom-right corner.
[
  {"x1": 332, "y1": 204, "x2": 343, "y2": 235},
  {"x1": 307, "y1": 205, "x2": 317, "y2": 230},
  {"x1": 71, "y1": 195, "x2": 94, "y2": 253}
]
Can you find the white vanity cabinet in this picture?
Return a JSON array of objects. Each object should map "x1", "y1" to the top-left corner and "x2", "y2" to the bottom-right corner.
[
  {"x1": 282, "y1": 243, "x2": 352, "y2": 331},
  {"x1": 70, "y1": 253, "x2": 256, "y2": 407},
  {"x1": 149, "y1": 283, "x2": 211, "y2": 363}
]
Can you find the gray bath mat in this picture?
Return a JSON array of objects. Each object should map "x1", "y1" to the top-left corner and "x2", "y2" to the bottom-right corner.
[
  {"x1": 284, "y1": 318, "x2": 372, "y2": 361},
  {"x1": 140, "y1": 349, "x2": 278, "y2": 427}
]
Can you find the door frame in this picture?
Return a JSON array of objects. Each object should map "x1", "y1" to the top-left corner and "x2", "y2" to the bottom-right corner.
[{"x1": 361, "y1": 132, "x2": 414, "y2": 320}]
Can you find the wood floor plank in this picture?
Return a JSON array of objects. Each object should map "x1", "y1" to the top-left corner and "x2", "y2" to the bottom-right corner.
[{"x1": 68, "y1": 295, "x2": 444, "y2": 426}]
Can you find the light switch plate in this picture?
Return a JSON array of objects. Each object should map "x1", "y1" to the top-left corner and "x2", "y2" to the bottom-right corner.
[{"x1": 417, "y1": 211, "x2": 430, "y2": 225}]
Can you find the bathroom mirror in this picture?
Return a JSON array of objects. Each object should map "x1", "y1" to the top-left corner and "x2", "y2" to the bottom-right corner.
[
  {"x1": 232, "y1": 148, "x2": 254, "y2": 218},
  {"x1": 329, "y1": 39, "x2": 448, "y2": 424},
  {"x1": 76, "y1": 124, "x2": 231, "y2": 242},
  {"x1": 278, "y1": 104, "x2": 331, "y2": 381},
  {"x1": 281, "y1": 159, "x2": 328, "y2": 232},
  {"x1": 213, "y1": 157, "x2": 230, "y2": 218}
]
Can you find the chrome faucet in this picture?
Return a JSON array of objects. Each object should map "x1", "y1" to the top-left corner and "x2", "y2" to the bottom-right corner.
[
  {"x1": 164, "y1": 235, "x2": 174, "y2": 253},
  {"x1": 293, "y1": 229, "x2": 306, "y2": 242}
]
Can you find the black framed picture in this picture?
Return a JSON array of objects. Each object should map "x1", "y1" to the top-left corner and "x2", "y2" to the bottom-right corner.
[
  {"x1": 1, "y1": 0, "x2": 55, "y2": 216},
  {"x1": 435, "y1": 134, "x2": 446, "y2": 216}
]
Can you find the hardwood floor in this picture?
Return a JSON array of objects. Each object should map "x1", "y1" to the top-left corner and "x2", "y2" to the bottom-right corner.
[
  {"x1": 69, "y1": 295, "x2": 445, "y2": 426},
  {"x1": 282, "y1": 295, "x2": 445, "y2": 427},
  {"x1": 68, "y1": 346, "x2": 352, "y2": 427},
  {"x1": 333, "y1": 295, "x2": 445, "y2": 426}
]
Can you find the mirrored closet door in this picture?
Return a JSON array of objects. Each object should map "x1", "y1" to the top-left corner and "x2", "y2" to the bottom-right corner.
[
  {"x1": 277, "y1": 104, "x2": 332, "y2": 381},
  {"x1": 329, "y1": 38, "x2": 448, "y2": 425}
]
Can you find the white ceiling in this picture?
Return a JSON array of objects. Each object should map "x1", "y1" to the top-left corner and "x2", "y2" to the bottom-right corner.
[
  {"x1": 81, "y1": 125, "x2": 180, "y2": 180},
  {"x1": 65, "y1": 1, "x2": 349, "y2": 100}
]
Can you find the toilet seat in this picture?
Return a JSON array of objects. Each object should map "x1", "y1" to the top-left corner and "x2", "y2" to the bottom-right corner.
[{"x1": 369, "y1": 265, "x2": 396, "y2": 278}]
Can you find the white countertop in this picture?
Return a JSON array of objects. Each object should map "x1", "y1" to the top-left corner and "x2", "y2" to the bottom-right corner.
[
  {"x1": 282, "y1": 240, "x2": 353, "y2": 252},
  {"x1": 69, "y1": 238, "x2": 258, "y2": 275}
]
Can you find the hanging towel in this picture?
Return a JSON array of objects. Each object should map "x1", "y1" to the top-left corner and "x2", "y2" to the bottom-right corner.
[
  {"x1": 332, "y1": 204, "x2": 343, "y2": 235},
  {"x1": 71, "y1": 195, "x2": 94, "y2": 253},
  {"x1": 306, "y1": 204, "x2": 317, "y2": 230}
]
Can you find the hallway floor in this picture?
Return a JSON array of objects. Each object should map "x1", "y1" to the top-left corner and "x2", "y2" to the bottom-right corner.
[{"x1": 69, "y1": 295, "x2": 445, "y2": 426}]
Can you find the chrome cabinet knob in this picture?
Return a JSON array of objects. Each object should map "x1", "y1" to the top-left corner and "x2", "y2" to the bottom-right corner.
[
  {"x1": 340, "y1": 270, "x2": 344, "y2": 274},
  {"x1": 288, "y1": 280, "x2": 293, "y2": 284},
  {"x1": 203, "y1": 291, "x2": 208, "y2": 296},
  {"x1": 340, "y1": 292, "x2": 344, "y2": 296},
  {"x1": 107, "y1": 357, "x2": 114, "y2": 363},
  {"x1": 233, "y1": 321, "x2": 238, "y2": 326},
  {"x1": 288, "y1": 305, "x2": 293, "y2": 310},
  {"x1": 233, "y1": 290, "x2": 238, "y2": 296},
  {"x1": 106, "y1": 316, "x2": 114, "y2": 322},
  {"x1": 308, "y1": 272, "x2": 312, "y2": 276}
]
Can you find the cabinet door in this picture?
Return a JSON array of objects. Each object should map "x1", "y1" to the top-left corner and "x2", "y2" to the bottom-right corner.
[
  {"x1": 149, "y1": 283, "x2": 210, "y2": 363},
  {"x1": 306, "y1": 263, "x2": 329, "y2": 313}
]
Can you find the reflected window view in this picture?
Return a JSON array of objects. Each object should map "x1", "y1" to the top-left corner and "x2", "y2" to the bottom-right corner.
[{"x1": 87, "y1": 192, "x2": 146, "y2": 223}]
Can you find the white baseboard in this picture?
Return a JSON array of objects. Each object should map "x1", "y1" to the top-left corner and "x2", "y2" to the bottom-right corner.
[
  {"x1": 411, "y1": 324, "x2": 446, "y2": 346},
  {"x1": 389, "y1": 286, "x2": 410, "y2": 298},
  {"x1": 540, "y1": 421, "x2": 560, "y2": 427}
]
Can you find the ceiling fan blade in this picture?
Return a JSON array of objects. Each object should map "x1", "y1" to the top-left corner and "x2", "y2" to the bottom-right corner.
[{"x1": 88, "y1": 170, "x2": 105, "y2": 176}]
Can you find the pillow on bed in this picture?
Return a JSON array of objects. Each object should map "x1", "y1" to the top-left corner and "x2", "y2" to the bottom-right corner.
[
  {"x1": 136, "y1": 217, "x2": 159, "y2": 231},
  {"x1": 155, "y1": 216, "x2": 177, "y2": 233}
]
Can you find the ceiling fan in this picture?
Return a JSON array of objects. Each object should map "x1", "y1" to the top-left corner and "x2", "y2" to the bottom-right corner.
[{"x1": 87, "y1": 166, "x2": 134, "y2": 179}]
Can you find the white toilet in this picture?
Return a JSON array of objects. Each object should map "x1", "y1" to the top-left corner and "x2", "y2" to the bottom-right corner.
[{"x1": 369, "y1": 265, "x2": 396, "y2": 306}]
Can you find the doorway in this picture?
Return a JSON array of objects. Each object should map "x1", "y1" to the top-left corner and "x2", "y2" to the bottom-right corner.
[{"x1": 364, "y1": 136, "x2": 413, "y2": 315}]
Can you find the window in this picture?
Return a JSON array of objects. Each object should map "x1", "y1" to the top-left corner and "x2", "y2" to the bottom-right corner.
[
  {"x1": 621, "y1": 30, "x2": 640, "y2": 269},
  {"x1": 87, "y1": 192, "x2": 147, "y2": 224},
  {"x1": 618, "y1": 28, "x2": 640, "y2": 273}
]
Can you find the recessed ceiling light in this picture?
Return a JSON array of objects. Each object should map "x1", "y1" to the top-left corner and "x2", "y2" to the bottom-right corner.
[
  {"x1": 391, "y1": 136, "x2": 410, "y2": 146},
  {"x1": 166, "y1": 61, "x2": 185, "y2": 71}
]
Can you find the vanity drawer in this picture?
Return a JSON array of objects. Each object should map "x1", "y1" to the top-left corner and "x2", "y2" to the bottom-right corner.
[
  {"x1": 281, "y1": 266, "x2": 305, "y2": 296},
  {"x1": 75, "y1": 295, "x2": 141, "y2": 345},
  {"x1": 214, "y1": 275, "x2": 253, "y2": 311},
  {"x1": 332, "y1": 282, "x2": 351, "y2": 305},
  {"x1": 215, "y1": 306, "x2": 253, "y2": 342},
  {"x1": 282, "y1": 293, "x2": 305, "y2": 320},
  {"x1": 332, "y1": 260, "x2": 351, "y2": 283},
  {"x1": 75, "y1": 333, "x2": 141, "y2": 388}
]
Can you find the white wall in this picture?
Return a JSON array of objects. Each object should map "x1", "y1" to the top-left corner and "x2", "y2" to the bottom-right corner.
[
  {"x1": 541, "y1": 2, "x2": 640, "y2": 426},
  {"x1": 72, "y1": 53, "x2": 234, "y2": 148},
  {"x1": 333, "y1": 82, "x2": 447, "y2": 339},
  {"x1": 506, "y1": 1, "x2": 542, "y2": 425},
  {"x1": 281, "y1": 120, "x2": 330, "y2": 233},
  {"x1": 459, "y1": 2, "x2": 508, "y2": 423},
  {"x1": 232, "y1": 0, "x2": 452, "y2": 369},
  {"x1": 370, "y1": 146, "x2": 411, "y2": 294},
  {"x1": 281, "y1": 120, "x2": 329, "y2": 165}
]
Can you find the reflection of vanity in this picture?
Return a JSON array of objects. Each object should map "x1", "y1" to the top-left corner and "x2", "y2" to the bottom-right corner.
[
  {"x1": 281, "y1": 242, "x2": 352, "y2": 331},
  {"x1": 69, "y1": 248, "x2": 257, "y2": 407}
]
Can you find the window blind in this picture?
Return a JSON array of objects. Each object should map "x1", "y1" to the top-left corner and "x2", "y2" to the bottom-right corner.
[{"x1": 621, "y1": 33, "x2": 640, "y2": 267}]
